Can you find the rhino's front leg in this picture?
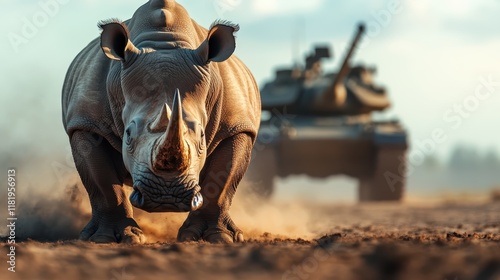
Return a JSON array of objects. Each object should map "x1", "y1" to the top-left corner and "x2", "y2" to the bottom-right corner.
[
  {"x1": 177, "y1": 133, "x2": 253, "y2": 243},
  {"x1": 71, "y1": 131, "x2": 146, "y2": 244}
]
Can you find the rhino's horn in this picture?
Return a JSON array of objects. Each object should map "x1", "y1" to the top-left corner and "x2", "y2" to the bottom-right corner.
[
  {"x1": 153, "y1": 89, "x2": 189, "y2": 171},
  {"x1": 150, "y1": 103, "x2": 172, "y2": 132}
]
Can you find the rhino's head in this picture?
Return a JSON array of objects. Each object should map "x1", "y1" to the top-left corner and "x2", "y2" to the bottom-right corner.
[{"x1": 98, "y1": 20, "x2": 238, "y2": 212}]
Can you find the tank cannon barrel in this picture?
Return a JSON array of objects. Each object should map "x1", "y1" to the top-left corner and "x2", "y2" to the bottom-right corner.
[
  {"x1": 317, "y1": 23, "x2": 366, "y2": 109},
  {"x1": 332, "y1": 23, "x2": 365, "y2": 89}
]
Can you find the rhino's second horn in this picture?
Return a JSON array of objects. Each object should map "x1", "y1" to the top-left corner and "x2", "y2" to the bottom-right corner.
[
  {"x1": 150, "y1": 103, "x2": 172, "y2": 132},
  {"x1": 153, "y1": 89, "x2": 189, "y2": 171}
]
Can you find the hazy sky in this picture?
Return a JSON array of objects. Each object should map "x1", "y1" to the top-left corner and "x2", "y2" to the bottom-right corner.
[{"x1": 1, "y1": 0, "x2": 500, "y2": 164}]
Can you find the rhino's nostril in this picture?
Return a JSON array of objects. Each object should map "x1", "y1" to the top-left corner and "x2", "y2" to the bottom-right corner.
[
  {"x1": 130, "y1": 187, "x2": 145, "y2": 208},
  {"x1": 191, "y1": 192, "x2": 203, "y2": 211}
]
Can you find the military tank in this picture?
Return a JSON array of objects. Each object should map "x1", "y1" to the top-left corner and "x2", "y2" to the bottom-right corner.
[{"x1": 243, "y1": 23, "x2": 408, "y2": 201}]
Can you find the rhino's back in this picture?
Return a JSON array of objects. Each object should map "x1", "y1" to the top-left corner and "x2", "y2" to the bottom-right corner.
[{"x1": 62, "y1": 37, "x2": 122, "y2": 150}]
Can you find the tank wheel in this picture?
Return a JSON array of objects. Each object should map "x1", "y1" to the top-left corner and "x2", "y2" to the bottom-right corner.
[
  {"x1": 241, "y1": 148, "x2": 277, "y2": 200},
  {"x1": 359, "y1": 146, "x2": 406, "y2": 202}
]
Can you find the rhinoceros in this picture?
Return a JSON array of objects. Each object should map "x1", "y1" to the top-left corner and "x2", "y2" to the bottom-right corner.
[{"x1": 61, "y1": 0, "x2": 260, "y2": 244}]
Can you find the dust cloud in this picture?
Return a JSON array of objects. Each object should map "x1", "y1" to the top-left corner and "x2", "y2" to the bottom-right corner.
[{"x1": 0, "y1": 168, "x2": 325, "y2": 243}]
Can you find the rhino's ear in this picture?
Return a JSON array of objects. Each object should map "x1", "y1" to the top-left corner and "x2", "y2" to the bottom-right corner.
[
  {"x1": 99, "y1": 20, "x2": 139, "y2": 62},
  {"x1": 196, "y1": 20, "x2": 240, "y2": 64}
]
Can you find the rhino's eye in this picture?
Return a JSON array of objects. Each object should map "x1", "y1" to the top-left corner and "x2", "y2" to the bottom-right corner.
[
  {"x1": 125, "y1": 120, "x2": 139, "y2": 152},
  {"x1": 196, "y1": 129, "x2": 205, "y2": 156},
  {"x1": 198, "y1": 124, "x2": 205, "y2": 138},
  {"x1": 125, "y1": 128, "x2": 133, "y2": 146}
]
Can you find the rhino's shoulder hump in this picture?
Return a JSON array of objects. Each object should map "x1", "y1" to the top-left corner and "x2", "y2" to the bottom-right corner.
[{"x1": 127, "y1": 1, "x2": 206, "y2": 50}]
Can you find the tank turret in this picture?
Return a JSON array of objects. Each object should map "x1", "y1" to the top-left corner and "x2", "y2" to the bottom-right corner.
[{"x1": 260, "y1": 23, "x2": 391, "y2": 117}]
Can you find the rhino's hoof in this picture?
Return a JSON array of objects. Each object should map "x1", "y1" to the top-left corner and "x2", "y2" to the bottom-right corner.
[
  {"x1": 203, "y1": 232, "x2": 234, "y2": 243},
  {"x1": 90, "y1": 234, "x2": 117, "y2": 243},
  {"x1": 235, "y1": 232, "x2": 245, "y2": 242},
  {"x1": 177, "y1": 229, "x2": 201, "y2": 242},
  {"x1": 120, "y1": 226, "x2": 147, "y2": 244},
  {"x1": 79, "y1": 218, "x2": 146, "y2": 244}
]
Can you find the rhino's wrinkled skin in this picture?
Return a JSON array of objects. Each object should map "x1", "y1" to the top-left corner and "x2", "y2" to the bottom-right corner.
[{"x1": 62, "y1": 0, "x2": 260, "y2": 244}]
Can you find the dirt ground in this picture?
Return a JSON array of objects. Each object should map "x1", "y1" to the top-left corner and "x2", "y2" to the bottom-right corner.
[{"x1": 1, "y1": 191, "x2": 499, "y2": 280}]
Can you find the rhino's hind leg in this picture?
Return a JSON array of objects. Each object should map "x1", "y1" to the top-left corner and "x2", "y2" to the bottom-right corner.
[
  {"x1": 177, "y1": 133, "x2": 252, "y2": 243},
  {"x1": 70, "y1": 131, "x2": 146, "y2": 244}
]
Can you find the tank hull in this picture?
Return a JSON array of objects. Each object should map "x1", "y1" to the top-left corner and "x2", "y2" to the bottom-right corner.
[{"x1": 243, "y1": 116, "x2": 408, "y2": 201}]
